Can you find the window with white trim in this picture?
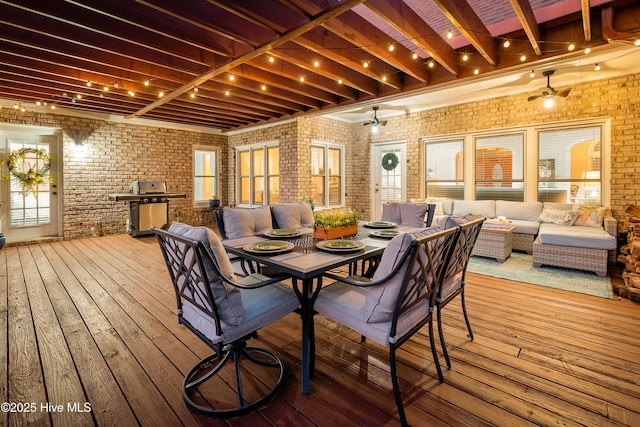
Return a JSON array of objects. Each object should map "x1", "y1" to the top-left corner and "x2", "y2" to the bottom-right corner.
[
  {"x1": 237, "y1": 142, "x2": 279, "y2": 206},
  {"x1": 424, "y1": 119, "x2": 609, "y2": 205},
  {"x1": 194, "y1": 146, "x2": 218, "y2": 205},
  {"x1": 311, "y1": 141, "x2": 344, "y2": 208}
]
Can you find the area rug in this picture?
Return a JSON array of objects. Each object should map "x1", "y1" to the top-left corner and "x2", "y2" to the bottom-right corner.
[{"x1": 467, "y1": 252, "x2": 613, "y2": 299}]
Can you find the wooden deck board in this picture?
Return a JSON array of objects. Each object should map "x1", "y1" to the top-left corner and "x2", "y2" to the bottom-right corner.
[{"x1": 2, "y1": 234, "x2": 640, "y2": 426}]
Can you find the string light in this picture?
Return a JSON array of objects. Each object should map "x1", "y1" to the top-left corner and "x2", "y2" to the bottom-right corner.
[
  {"x1": 313, "y1": 60, "x2": 319, "y2": 67},
  {"x1": 520, "y1": 54, "x2": 527, "y2": 61},
  {"x1": 86, "y1": 81, "x2": 92, "y2": 87},
  {"x1": 635, "y1": 39, "x2": 640, "y2": 46},
  {"x1": 595, "y1": 63, "x2": 601, "y2": 71},
  {"x1": 412, "y1": 53, "x2": 418, "y2": 60},
  {"x1": 447, "y1": 29, "x2": 453, "y2": 39},
  {"x1": 268, "y1": 56, "x2": 275, "y2": 63},
  {"x1": 337, "y1": 78, "x2": 343, "y2": 84},
  {"x1": 299, "y1": 76, "x2": 305, "y2": 82},
  {"x1": 144, "y1": 80, "x2": 150, "y2": 86},
  {"x1": 158, "y1": 91, "x2": 164, "y2": 98},
  {"x1": 584, "y1": 47, "x2": 591, "y2": 54},
  {"x1": 225, "y1": 90, "x2": 230, "y2": 96},
  {"x1": 76, "y1": 94, "x2": 82, "y2": 99},
  {"x1": 103, "y1": 86, "x2": 109, "y2": 92},
  {"x1": 473, "y1": 69, "x2": 479, "y2": 75},
  {"x1": 229, "y1": 74, "x2": 235, "y2": 81},
  {"x1": 568, "y1": 43, "x2": 575, "y2": 51},
  {"x1": 503, "y1": 40, "x2": 510, "y2": 48},
  {"x1": 382, "y1": 76, "x2": 387, "y2": 82},
  {"x1": 428, "y1": 60, "x2": 435, "y2": 68},
  {"x1": 113, "y1": 83, "x2": 119, "y2": 89},
  {"x1": 388, "y1": 44, "x2": 395, "y2": 52},
  {"x1": 462, "y1": 54, "x2": 469, "y2": 61},
  {"x1": 261, "y1": 84, "x2": 267, "y2": 90},
  {"x1": 193, "y1": 86, "x2": 198, "y2": 93},
  {"x1": 128, "y1": 90, "x2": 135, "y2": 96},
  {"x1": 529, "y1": 70, "x2": 535, "y2": 78},
  {"x1": 190, "y1": 92, "x2": 196, "y2": 99},
  {"x1": 363, "y1": 61, "x2": 369, "y2": 69}
]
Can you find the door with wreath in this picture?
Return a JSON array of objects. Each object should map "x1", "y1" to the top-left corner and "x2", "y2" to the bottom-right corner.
[
  {"x1": 371, "y1": 141, "x2": 406, "y2": 221},
  {"x1": 0, "y1": 128, "x2": 59, "y2": 242}
]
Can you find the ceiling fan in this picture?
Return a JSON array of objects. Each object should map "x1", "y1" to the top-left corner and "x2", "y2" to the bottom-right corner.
[
  {"x1": 363, "y1": 106, "x2": 388, "y2": 129},
  {"x1": 527, "y1": 70, "x2": 572, "y2": 104}
]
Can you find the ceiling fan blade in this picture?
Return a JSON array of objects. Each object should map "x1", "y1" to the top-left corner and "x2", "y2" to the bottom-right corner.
[
  {"x1": 363, "y1": 121, "x2": 371, "y2": 126},
  {"x1": 527, "y1": 94, "x2": 541, "y2": 101},
  {"x1": 379, "y1": 120, "x2": 388, "y2": 126},
  {"x1": 555, "y1": 88, "x2": 572, "y2": 97}
]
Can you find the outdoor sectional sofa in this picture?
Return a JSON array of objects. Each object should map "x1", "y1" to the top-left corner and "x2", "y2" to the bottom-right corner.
[{"x1": 426, "y1": 198, "x2": 617, "y2": 277}]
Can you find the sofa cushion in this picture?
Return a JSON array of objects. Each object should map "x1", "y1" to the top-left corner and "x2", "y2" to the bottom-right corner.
[
  {"x1": 168, "y1": 222, "x2": 243, "y2": 325},
  {"x1": 222, "y1": 206, "x2": 273, "y2": 239},
  {"x1": 538, "y1": 223, "x2": 616, "y2": 250},
  {"x1": 508, "y1": 219, "x2": 540, "y2": 235},
  {"x1": 271, "y1": 202, "x2": 315, "y2": 229},
  {"x1": 426, "y1": 198, "x2": 453, "y2": 215},
  {"x1": 496, "y1": 200, "x2": 543, "y2": 221},
  {"x1": 364, "y1": 227, "x2": 440, "y2": 323},
  {"x1": 453, "y1": 200, "x2": 495, "y2": 218},
  {"x1": 538, "y1": 206, "x2": 579, "y2": 226},
  {"x1": 544, "y1": 202, "x2": 574, "y2": 211}
]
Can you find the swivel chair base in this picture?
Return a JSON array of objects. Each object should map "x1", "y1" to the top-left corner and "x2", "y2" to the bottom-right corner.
[{"x1": 182, "y1": 340, "x2": 285, "y2": 418}]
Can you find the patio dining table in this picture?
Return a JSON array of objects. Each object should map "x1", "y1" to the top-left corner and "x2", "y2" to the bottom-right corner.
[{"x1": 222, "y1": 224, "x2": 409, "y2": 394}]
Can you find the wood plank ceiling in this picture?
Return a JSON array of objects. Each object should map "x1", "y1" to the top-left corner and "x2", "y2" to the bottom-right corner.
[{"x1": 1, "y1": 0, "x2": 639, "y2": 131}]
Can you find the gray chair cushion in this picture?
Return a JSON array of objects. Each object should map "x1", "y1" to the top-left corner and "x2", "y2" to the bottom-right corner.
[
  {"x1": 182, "y1": 273, "x2": 299, "y2": 344},
  {"x1": 314, "y1": 281, "x2": 430, "y2": 346},
  {"x1": 168, "y1": 222, "x2": 243, "y2": 325},
  {"x1": 222, "y1": 206, "x2": 273, "y2": 239},
  {"x1": 363, "y1": 227, "x2": 440, "y2": 323},
  {"x1": 435, "y1": 214, "x2": 475, "y2": 231},
  {"x1": 381, "y1": 202, "x2": 430, "y2": 227},
  {"x1": 271, "y1": 202, "x2": 315, "y2": 229}
]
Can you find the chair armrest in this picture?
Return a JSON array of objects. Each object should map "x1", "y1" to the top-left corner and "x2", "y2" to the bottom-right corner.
[
  {"x1": 323, "y1": 271, "x2": 385, "y2": 288},
  {"x1": 229, "y1": 273, "x2": 293, "y2": 290},
  {"x1": 604, "y1": 215, "x2": 617, "y2": 237}
]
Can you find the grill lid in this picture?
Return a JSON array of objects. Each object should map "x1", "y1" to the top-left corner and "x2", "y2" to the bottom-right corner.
[{"x1": 132, "y1": 180, "x2": 167, "y2": 195}]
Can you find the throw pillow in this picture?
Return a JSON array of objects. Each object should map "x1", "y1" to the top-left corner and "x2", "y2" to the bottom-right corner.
[
  {"x1": 573, "y1": 205, "x2": 607, "y2": 228},
  {"x1": 537, "y1": 207, "x2": 579, "y2": 226}
]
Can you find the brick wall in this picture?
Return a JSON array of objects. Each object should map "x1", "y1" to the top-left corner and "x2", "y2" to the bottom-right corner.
[{"x1": 0, "y1": 110, "x2": 226, "y2": 239}]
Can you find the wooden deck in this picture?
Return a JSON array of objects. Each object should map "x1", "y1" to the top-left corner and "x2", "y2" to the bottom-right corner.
[{"x1": 2, "y1": 234, "x2": 640, "y2": 426}]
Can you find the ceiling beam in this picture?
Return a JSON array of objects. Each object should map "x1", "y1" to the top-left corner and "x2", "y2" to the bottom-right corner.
[
  {"x1": 364, "y1": 0, "x2": 459, "y2": 76},
  {"x1": 509, "y1": 0, "x2": 542, "y2": 56},
  {"x1": 432, "y1": 0, "x2": 497, "y2": 66},
  {"x1": 126, "y1": 0, "x2": 364, "y2": 119},
  {"x1": 582, "y1": 0, "x2": 591, "y2": 42}
]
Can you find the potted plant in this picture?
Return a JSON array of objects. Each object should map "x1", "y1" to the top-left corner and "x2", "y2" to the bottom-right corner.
[
  {"x1": 313, "y1": 210, "x2": 358, "y2": 240},
  {"x1": 209, "y1": 195, "x2": 221, "y2": 208}
]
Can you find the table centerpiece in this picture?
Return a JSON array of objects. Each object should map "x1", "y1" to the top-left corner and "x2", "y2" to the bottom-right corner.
[{"x1": 313, "y1": 210, "x2": 358, "y2": 240}]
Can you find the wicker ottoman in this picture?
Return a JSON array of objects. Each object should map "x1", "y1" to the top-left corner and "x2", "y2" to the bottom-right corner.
[
  {"x1": 532, "y1": 238, "x2": 608, "y2": 277},
  {"x1": 471, "y1": 225, "x2": 515, "y2": 263}
]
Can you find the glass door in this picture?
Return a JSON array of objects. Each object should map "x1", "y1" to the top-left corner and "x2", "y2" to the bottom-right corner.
[
  {"x1": 1, "y1": 130, "x2": 59, "y2": 241},
  {"x1": 371, "y1": 142, "x2": 406, "y2": 221}
]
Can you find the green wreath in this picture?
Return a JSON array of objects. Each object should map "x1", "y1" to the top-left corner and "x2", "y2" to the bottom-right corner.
[
  {"x1": 382, "y1": 152, "x2": 399, "y2": 171},
  {"x1": 2, "y1": 147, "x2": 52, "y2": 197}
]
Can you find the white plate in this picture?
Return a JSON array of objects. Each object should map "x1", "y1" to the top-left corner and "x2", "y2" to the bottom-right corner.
[
  {"x1": 263, "y1": 229, "x2": 303, "y2": 238},
  {"x1": 243, "y1": 241, "x2": 295, "y2": 254},
  {"x1": 370, "y1": 229, "x2": 401, "y2": 239},
  {"x1": 364, "y1": 221, "x2": 397, "y2": 229},
  {"x1": 316, "y1": 239, "x2": 365, "y2": 253}
]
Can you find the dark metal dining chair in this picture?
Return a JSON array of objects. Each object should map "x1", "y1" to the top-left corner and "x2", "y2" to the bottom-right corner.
[
  {"x1": 153, "y1": 225, "x2": 299, "y2": 418},
  {"x1": 435, "y1": 216, "x2": 485, "y2": 369},
  {"x1": 313, "y1": 226, "x2": 460, "y2": 426}
]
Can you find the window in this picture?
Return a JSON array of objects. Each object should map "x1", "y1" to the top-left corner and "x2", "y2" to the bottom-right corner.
[
  {"x1": 424, "y1": 119, "x2": 609, "y2": 205},
  {"x1": 237, "y1": 142, "x2": 279, "y2": 206},
  {"x1": 194, "y1": 146, "x2": 218, "y2": 204},
  {"x1": 474, "y1": 133, "x2": 524, "y2": 201},
  {"x1": 538, "y1": 126, "x2": 603, "y2": 204},
  {"x1": 425, "y1": 139, "x2": 464, "y2": 199},
  {"x1": 311, "y1": 142, "x2": 344, "y2": 208}
]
